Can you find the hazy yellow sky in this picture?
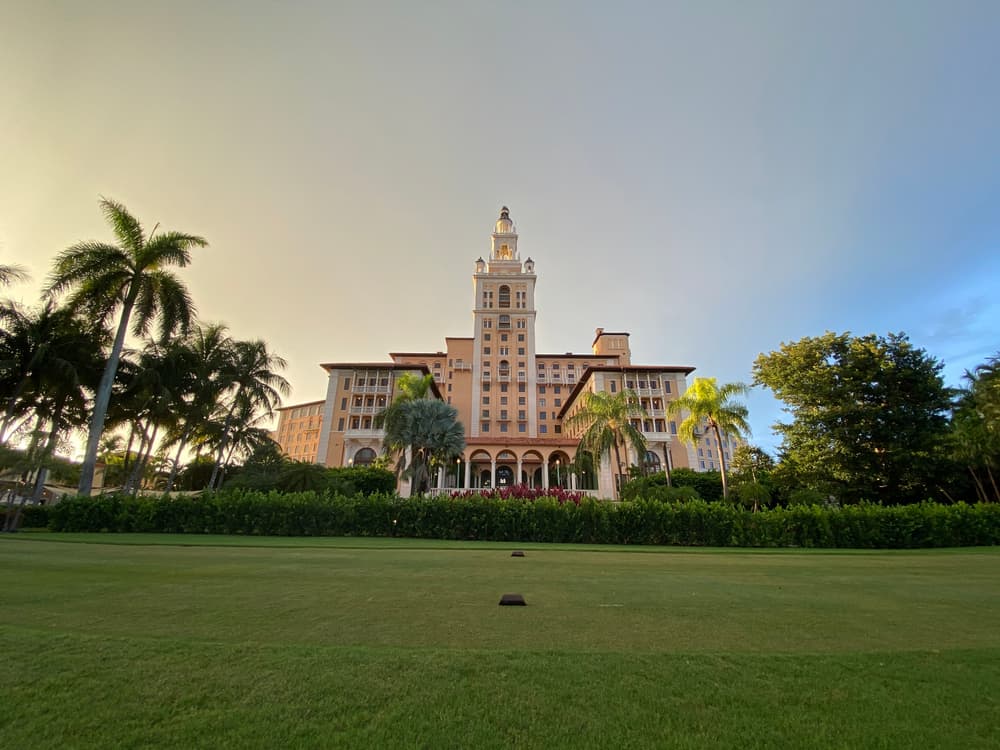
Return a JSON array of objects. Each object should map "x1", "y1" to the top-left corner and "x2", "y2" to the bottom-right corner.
[{"x1": 3, "y1": 1, "x2": 999, "y2": 448}]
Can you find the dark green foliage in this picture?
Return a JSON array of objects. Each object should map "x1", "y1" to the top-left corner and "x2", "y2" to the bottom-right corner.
[
  {"x1": 44, "y1": 492, "x2": 1000, "y2": 548},
  {"x1": 223, "y1": 463, "x2": 395, "y2": 495},
  {"x1": 754, "y1": 332, "x2": 953, "y2": 504}
]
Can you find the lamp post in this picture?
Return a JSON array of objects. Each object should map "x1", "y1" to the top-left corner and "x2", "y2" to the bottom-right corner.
[
  {"x1": 455, "y1": 457, "x2": 461, "y2": 489},
  {"x1": 556, "y1": 459, "x2": 561, "y2": 488}
]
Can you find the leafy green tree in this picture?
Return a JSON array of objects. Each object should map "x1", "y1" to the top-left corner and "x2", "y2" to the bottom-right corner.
[
  {"x1": 44, "y1": 198, "x2": 206, "y2": 495},
  {"x1": 563, "y1": 389, "x2": 647, "y2": 498},
  {"x1": 381, "y1": 398, "x2": 464, "y2": 495},
  {"x1": 950, "y1": 353, "x2": 1000, "y2": 502},
  {"x1": 374, "y1": 372, "x2": 435, "y2": 429},
  {"x1": 667, "y1": 378, "x2": 750, "y2": 500},
  {"x1": 753, "y1": 332, "x2": 952, "y2": 504}
]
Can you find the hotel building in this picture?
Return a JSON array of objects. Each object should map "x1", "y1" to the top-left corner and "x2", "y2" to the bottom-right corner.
[{"x1": 272, "y1": 208, "x2": 741, "y2": 496}]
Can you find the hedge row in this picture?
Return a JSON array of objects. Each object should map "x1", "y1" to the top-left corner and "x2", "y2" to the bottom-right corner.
[{"x1": 41, "y1": 492, "x2": 1000, "y2": 548}]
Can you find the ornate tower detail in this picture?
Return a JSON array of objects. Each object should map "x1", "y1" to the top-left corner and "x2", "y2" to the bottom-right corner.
[
  {"x1": 471, "y1": 206, "x2": 539, "y2": 438},
  {"x1": 491, "y1": 206, "x2": 518, "y2": 261}
]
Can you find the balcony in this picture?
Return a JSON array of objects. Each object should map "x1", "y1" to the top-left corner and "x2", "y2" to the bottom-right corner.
[
  {"x1": 344, "y1": 427, "x2": 386, "y2": 439},
  {"x1": 497, "y1": 373, "x2": 511, "y2": 382},
  {"x1": 349, "y1": 404, "x2": 384, "y2": 415}
]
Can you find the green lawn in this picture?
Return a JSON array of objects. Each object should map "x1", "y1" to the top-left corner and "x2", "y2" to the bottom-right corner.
[{"x1": 2, "y1": 534, "x2": 999, "y2": 748}]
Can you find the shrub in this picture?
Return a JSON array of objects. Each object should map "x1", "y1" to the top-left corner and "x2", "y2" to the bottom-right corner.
[{"x1": 38, "y1": 492, "x2": 1000, "y2": 548}]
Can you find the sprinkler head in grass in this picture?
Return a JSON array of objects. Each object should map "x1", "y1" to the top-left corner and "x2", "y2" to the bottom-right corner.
[
  {"x1": 499, "y1": 594, "x2": 526, "y2": 606},
  {"x1": 511, "y1": 550, "x2": 525, "y2": 557}
]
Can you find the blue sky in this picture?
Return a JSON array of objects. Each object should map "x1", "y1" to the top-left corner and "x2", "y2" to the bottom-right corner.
[{"x1": 2, "y1": 1, "x2": 998, "y2": 452}]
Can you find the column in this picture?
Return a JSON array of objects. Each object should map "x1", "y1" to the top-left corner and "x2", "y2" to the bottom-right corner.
[
  {"x1": 464, "y1": 459, "x2": 471, "y2": 489},
  {"x1": 490, "y1": 459, "x2": 497, "y2": 488},
  {"x1": 542, "y1": 460, "x2": 549, "y2": 490},
  {"x1": 570, "y1": 473, "x2": 577, "y2": 490},
  {"x1": 516, "y1": 456, "x2": 523, "y2": 486},
  {"x1": 437, "y1": 466, "x2": 445, "y2": 491}
]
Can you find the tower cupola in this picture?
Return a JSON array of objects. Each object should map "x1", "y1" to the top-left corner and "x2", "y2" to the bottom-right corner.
[{"x1": 490, "y1": 205, "x2": 519, "y2": 261}]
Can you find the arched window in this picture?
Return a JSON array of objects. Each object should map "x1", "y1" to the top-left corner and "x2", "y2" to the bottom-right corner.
[
  {"x1": 499, "y1": 360, "x2": 511, "y2": 375},
  {"x1": 353, "y1": 448, "x2": 377, "y2": 467},
  {"x1": 643, "y1": 450, "x2": 661, "y2": 475},
  {"x1": 499, "y1": 285, "x2": 511, "y2": 308}
]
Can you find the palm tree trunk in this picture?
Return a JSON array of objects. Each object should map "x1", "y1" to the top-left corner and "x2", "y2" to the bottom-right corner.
[
  {"x1": 121, "y1": 423, "x2": 137, "y2": 480},
  {"x1": 165, "y1": 434, "x2": 189, "y2": 493},
  {"x1": 0, "y1": 377, "x2": 32, "y2": 444},
  {"x1": 78, "y1": 290, "x2": 138, "y2": 496},
  {"x1": 124, "y1": 422, "x2": 151, "y2": 494},
  {"x1": 135, "y1": 422, "x2": 161, "y2": 494},
  {"x1": 207, "y1": 400, "x2": 240, "y2": 490},
  {"x1": 662, "y1": 443, "x2": 672, "y2": 487},
  {"x1": 611, "y1": 440, "x2": 624, "y2": 499},
  {"x1": 986, "y1": 464, "x2": 999, "y2": 503},
  {"x1": 968, "y1": 467, "x2": 988, "y2": 504},
  {"x1": 31, "y1": 399, "x2": 67, "y2": 503},
  {"x1": 712, "y1": 424, "x2": 730, "y2": 499}
]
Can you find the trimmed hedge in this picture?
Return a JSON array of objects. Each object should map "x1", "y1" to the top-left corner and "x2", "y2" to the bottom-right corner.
[{"x1": 43, "y1": 492, "x2": 1000, "y2": 548}]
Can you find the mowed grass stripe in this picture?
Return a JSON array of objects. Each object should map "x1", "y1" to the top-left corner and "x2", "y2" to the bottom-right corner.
[{"x1": 2, "y1": 537, "x2": 999, "y2": 748}]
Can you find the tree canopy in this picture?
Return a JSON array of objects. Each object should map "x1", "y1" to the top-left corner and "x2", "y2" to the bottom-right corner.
[{"x1": 753, "y1": 332, "x2": 952, "y2": 504}]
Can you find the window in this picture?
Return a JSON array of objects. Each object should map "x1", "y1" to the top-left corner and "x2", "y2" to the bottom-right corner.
[
  {"x1": 539, "y1": 398, "x2": 546, "y2": 407},
  {"x1": 499, "y1": 347, "x2": 509, "y2": 356},
  {"x1": 698, "y1": 448, "x2": 704, "y2": 457},
  {"x1": 484, "y1": 333, "x2": 491, "y2": 341},
  {"x1": 610, "y1": 380, "x2": 617, "y2": 393},
  {"x1": 518, "y1": 410, "x2": 526, "y2": 420},
  {"x1": 519, "y1": 383, "x2": 526, "y2": 393},
  {"x1": 482, "y1": 422, "x2": 490, "y2": 433},
  {"x1": 518, "y1": 334, "x2": 525, "y2": 342},
  {"x1": 499, "y1": 285, "x2": 511, "y2": 308},
  {"x1": 670, "y1": 421, "x2": 678, "y2": 435},
  {"x1": 518, "y1": 423, "x2": 526, "y2": 432},
  {"x1": 539, "y1": 386, "x2": 546, "y2": 395},
  {"x1": 554, "y1": 398, "x2": 562, "y2": 407},
  {"x1": 483, "y1": 290, "x2": 494, "y2": 308},
  {"x1": 499, "y1": 314, "x2": 511, "y2": 329},
  {"x1": 482, "y1": 409, "x2": 490, "y2": 418},
  {"x1": 483, "y1": 347, "x2": 491, "y2": 355},
  {"x1": 554, "y1": 386, "x2": 561, "y2": 394},
  {"x1": 501, "y1": 384, "x2": 508, "y2": 393},
  {"x1": 554, "y1": 425, "x2": 562, "y2": 434},
  {"x1": 516, "y1": 319, "x2": 526, "y2": 329},
  {"x1": 447, "y1": 384, "x2": 452, "y2": 392},
  {"x1": 500, "y1": 396, "x2": 508, "y2": 405},
  {"x1": 344, "y1": 378, "x2": 351, "y2": 390},
  {"x1": 337, "y1": 417, "x2": 345, "y2": 431},
  {"x1": 700, "y1": 461, "x2": 706, "y2": 469},
  {"x1": 665, "y1": 381, "x2": 672, "y2": 393},
  {"x1": 552, "y1": 364, "x2": 560, "y2": 370},
  {"x1": 518, "y1": 397, "x2": 526, "y2": 405},
  {"x1": 540, "y1": 425, "x2": 548, "y2": 434},
  {"x1": 340, "y1": 398, "x2": 347, "y2": 409},
  {"x1": 539, "y1": 411, "x2": 546, "y2": 420},
  {"x1": 482, "y1": 383, "x2": 490, "y2": 392},
  {"x1": 500, "y1": 423, "x2": 508, "y2": 432},
  {"x1": 500, "y1": 410, "x2": 508, "y2": 420},
  {"x1": 518, "y1": 348, "x2": 525, "y2": 355},
  {"x1": 501, "y1": 334, "x2": 508, "y2": 342},
  {"x1": 483, "y1": 319, "x2": 493, "y2": 329},
  {"x1": 482, "y1": 396, "x2": 489, "y2": 404}
]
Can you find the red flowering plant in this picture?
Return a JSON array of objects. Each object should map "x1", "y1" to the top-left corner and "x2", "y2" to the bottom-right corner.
[{"x1": 448, "y1": 483, "x2": 584, "y2": 505}]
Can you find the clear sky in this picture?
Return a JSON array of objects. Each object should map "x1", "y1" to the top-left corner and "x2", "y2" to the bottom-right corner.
[{"x1": 2, "y1": 1, "x2": 999, "y2": 452}]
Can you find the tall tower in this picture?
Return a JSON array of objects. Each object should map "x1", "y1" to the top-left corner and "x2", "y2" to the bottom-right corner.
[{"x1": 470, "y1": 207, "x2": 539, "y2": 438}]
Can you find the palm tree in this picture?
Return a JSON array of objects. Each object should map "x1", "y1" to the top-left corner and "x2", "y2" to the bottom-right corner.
[
  {"x1": 667, "y1": 377, "x2": 751, "y2": 500},
  {"x1": 44, "y1": 198, "x2": 206, "y2": 495},
  {"x1": 0, "y1": 265, "x2": 28, "y2": 287},
  {"x1": 374, "y1": 372, "x2": 435, "y2": 429},
  {"x1": 381, "y1": 398, "x2": 464, "y2": 495},
  {"x1": 206, "y1": 339, "x2": 290, "y2": 490},
  {"x1": 563, "y1": 389, "x2": 648, "y2": 498},
  {"x1": 162, "y1": 323, "x2": 233, "y2": 492}
]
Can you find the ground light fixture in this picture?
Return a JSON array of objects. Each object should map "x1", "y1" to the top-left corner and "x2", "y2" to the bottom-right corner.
[{"x1": 498, "y1": 594, "x2": 526, "y2": 606}]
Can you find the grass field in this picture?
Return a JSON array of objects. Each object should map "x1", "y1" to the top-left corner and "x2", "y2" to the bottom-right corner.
[{"x1": 2, "y1": 534, "x2": 999, "y2": 748}]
